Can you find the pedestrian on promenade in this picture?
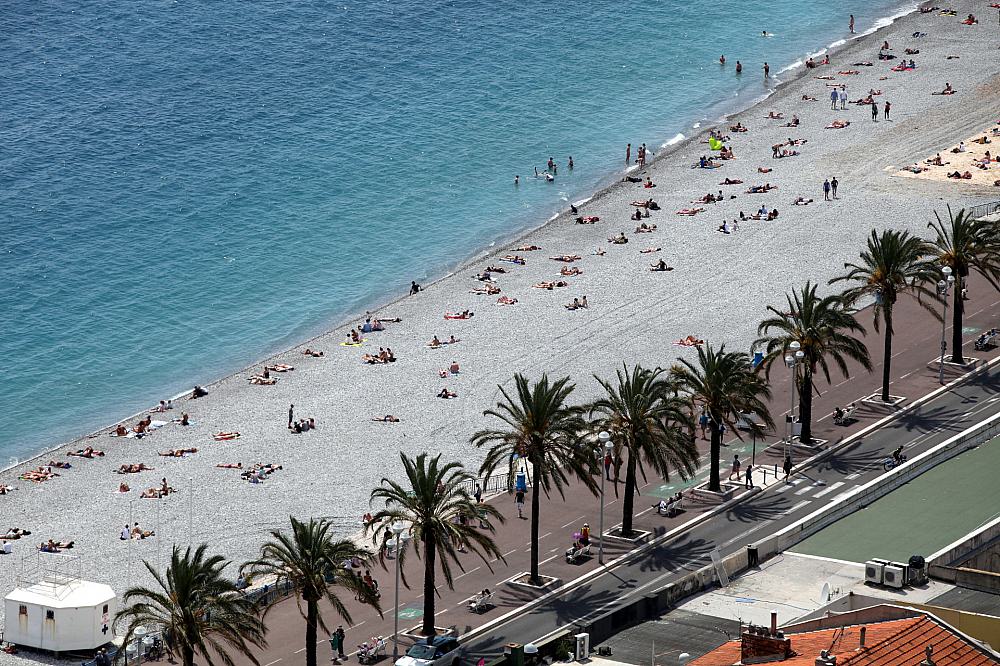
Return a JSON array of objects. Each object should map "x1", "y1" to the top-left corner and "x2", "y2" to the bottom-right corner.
[
  {"x1": 718, "y1": 422, "x2": 727, "y2": 441},
  {"x1": 604, "y1": 451, "x2": 613, "y2": 480},
  {"x1": 783, "y1": 455, "x2": 793, "y2": 482},
  {"x1": 330, "y1": 625, "x2": 346, "y2": 662},
  {"x1": 884, "y1": 100, "x2": 891, "y2": 120},
  {"x1": 839, "y1": 86, "x2": 847, "y2": 109},
  {"x1": 830, "y1": 88, "x2": 838, "y2": 109},
  {"x1": 288, "y1": 404, "x2": 294, "y2": 428},
  {"x1": 831, "y1": 176, "x2": 839, "y2": 199},
  {"x1": 745, "y1": 464, "x2": 754, "y2": 489},
  {"x1": 515, "y1": 489, "x2": 525, "y2": 519},
  {"x1": 699, "y1": 411, "x2": 709, "y2": 439},
  {"x1": 871, "y1": 101, "x2": 878, "y2": 122},
  {"x1": 729, "y1": 454, "x2": 741, "y2": 480},
  {"x1": 823, "y1": 178, "x2": 831, "y2": 201},
  {"x1": 474, "y1": 482, "x2": 483, "y2": 504}
]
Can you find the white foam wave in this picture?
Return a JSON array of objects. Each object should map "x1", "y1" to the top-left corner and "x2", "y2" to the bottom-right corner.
[{"x1": 665, "y1": 133, "x2": 685, "y2": 147}]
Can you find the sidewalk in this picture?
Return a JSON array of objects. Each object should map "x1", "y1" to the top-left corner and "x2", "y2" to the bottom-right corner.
[{"x1": 240, "y1": 291, "x2": 1000, "y2": 666}]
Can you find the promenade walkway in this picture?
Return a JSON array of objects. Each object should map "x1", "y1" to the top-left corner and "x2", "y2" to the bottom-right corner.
[{"x1": 239, "y1": 292, "x2": 1000, "y2": 666}]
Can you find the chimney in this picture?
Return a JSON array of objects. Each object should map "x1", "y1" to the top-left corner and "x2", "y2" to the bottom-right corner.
[
  {"x1": 920, "y1": 645, "x2": 935, "y2": 666},
  {"x1": 815, "y1": 650, "x2": 837, "y2": 666},
  {"x1": 771, "y1": 613, "x2": 778, "y2": 636},
  {"x1": 741, "y1": 623, "x2": 792, "y2": 663},
  {"x1": 859, "y1": 627, "x2": 866, "y2": 649}
]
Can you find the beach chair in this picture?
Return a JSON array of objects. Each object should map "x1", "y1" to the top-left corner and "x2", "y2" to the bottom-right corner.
[{"x1": 467, "y1": 591, "x2": 494, "y2": 613}]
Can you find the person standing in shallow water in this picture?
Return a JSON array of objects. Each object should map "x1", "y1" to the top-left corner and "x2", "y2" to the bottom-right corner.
[
  {"x1": 763, "y1": 62, "x2": 769, "y2": 77},
  {"x1": 568, "y1": 156, "x2": 574, "y2": 170},
  {"x1": 735, "y1": 60, "x2": 742, "y2": 74},
  {"x1": 625, "y1": 143, "x2": 631, "y2": 166},
  {"x1": 849, "y1": 14, "x2": 855, "y2": 33}
]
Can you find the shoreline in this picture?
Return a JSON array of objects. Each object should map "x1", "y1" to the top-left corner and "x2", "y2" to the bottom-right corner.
[
  {"x1": 3, "y1": 0, "x2": 999, "y2": 637},
  {"x1": 0, "y1": 1, "x2": 924, "y2": 473}
]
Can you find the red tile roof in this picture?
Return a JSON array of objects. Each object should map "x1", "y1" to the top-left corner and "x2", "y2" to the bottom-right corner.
[{"x1": 689, "y1": 616, "x2": 997, "y2": 666}]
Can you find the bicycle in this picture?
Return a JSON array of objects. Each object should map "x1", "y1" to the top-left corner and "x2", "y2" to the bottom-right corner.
[{"x1": 882, "y1": 453, "x2": 907, "y2": 471}]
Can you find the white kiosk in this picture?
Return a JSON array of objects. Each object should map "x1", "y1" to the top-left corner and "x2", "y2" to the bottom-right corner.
[{"x1": 3, "y1": 553, "x2": 116, "y2": 654}]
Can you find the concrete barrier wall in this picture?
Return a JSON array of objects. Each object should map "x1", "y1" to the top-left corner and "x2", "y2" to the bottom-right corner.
[{"x1": 929, "y1": 514, "x2": 1000, "y2": 570}]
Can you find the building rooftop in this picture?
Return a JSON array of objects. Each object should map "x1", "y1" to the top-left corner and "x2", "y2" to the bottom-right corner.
[{"x1": 689, "y1": 612, "x2": 999, "y2": 666}]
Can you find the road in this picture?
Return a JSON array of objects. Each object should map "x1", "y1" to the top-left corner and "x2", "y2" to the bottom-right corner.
[{"x1": 462, "y1": 363, "x2": 1000, "y2": 659}]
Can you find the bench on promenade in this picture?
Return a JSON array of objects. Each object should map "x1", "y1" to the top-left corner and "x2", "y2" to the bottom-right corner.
[{"x1": 467, "y1": 591, "x2": 494, "y2": 613}]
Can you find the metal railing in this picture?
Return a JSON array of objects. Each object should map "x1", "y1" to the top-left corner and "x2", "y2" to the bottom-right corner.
[{"x1": 967, "y1": 200, "x2": 1000, "y2": 221}]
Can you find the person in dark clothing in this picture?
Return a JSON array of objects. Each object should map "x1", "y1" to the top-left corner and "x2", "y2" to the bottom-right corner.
[{"x1": 744, "y1": 464, "x2": 754, "y2": 488}]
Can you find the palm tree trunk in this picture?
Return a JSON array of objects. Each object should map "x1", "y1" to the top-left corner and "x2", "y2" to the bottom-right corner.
[
  {"x1": 306, "y1": 598, "x2": 318, "y2": 666},
  {"x1": 881, "y1": 306, "x2": 894, "y2": 402},
  {"x1": 421, "y1": 533, "x2": 437, "y2": 636},
  {"x1": 622, "y1": 447, "x2": 637, "y2": 536},
  {"x1": 182, "y1": 644, "x2": 195, "y2": 666},
  {"x1": 529, "y1": 457, "x2": 541, "y2": 585},
  {"x1": 708, "y1": 411, "x2": 721, "y2": 492},
  {"x1": 799, "y1": 369, "x2": 813, "y2": 444},
  {"x1": 951, "y1": 276, "x2": 964, "y2": 364}
]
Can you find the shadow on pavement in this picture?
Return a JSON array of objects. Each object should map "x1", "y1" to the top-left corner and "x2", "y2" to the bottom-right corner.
[
  {"x1": 497, "y1": 580, "x2": 623, "y2": 629},
  {"x1": 723, "y1": 494, "x2": 791, "y2": 524},
  {"x1": 817, "y1": 440, "x2": 886, "y2": 475},
  {"x1": 633, "y1": 535, "x2": 714, "y2": 574},
  {"x1": 887, "y1": 402, "x2": 963, "y2": 435}
]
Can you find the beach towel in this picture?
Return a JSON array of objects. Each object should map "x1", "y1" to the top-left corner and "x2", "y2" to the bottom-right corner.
[
  {"x1": 340, "y1": 341, "x2": 364, "y2": 347},
  {"x1": 708, "y1": 137, "x2": 724, "y2": 151}
]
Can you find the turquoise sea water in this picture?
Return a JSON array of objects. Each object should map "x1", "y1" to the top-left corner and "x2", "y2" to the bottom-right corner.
[{"x1": 1, "y1": 0, "x2": 909, "y2": 463}]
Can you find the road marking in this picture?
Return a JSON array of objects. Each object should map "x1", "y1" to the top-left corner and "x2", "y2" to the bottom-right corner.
[
  {"x1": 794, "y1": 484, "x2": 815, "y2": 496},
  {"x1": 784, "y1": 500, "x2": 811, "y2": 515},
  {"x1": 561, "y1": 516, "x2": 585, "y2": 529},
  {"x1": 264, "y1": 660, "x2": 283, "y2": 666},
  {"x1": 490, "y1": 548, "x2": 517, "y2": 563},
  {"x1": 348, "y1": 621, "x2": 366, "y2": 630},
  {"x1": 775, "y1": 482, "x2": 794, "y2": 493},
  {"x1": 846, "y1": 472, "x2": 861, "y2": 480},
  {"x1": 540, "y1": 532, "x2": 552, "y2": 540},
  {"x1": 295, "y1": 648, "x2": 306, "y2": 654},
  {"x1": 455, "y1": 566, "x2": 482, "y2": 580},
  {"x1": 539, "y1": 553, "x2": 562, "y2": 565},
  {"x1": 813, "y1": 481, "x2": 845, "y2": 498}
]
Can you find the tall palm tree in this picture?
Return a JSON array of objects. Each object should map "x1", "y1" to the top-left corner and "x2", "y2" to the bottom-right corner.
[
  {"x1": 673, "y1": 344, "x2": 774, "y2": 492},
  {"x1": 925, "y1": 207, "x2": 1000, "y2": 363},
  {"x1": 586, "y1": 364, "x2": 698, "y2": 536},
  {"x1": 115, "y1": 544, "x2": 266, "y2": 666},
  {"x1": 241, "y1": 517, "x2": 380, "y2": 666},
  {"x1": 368, "y1": 452, "x2": 504, "y2": 637},
  {"x1": 472, "y1": 373, "x2": 598, "y2": 585},
  {"x1": 754, "y1": 282, "x2": 872, "y2": 443},
  {"x1": 830, "y1": 229, "x2": 938, "y2": 401}
]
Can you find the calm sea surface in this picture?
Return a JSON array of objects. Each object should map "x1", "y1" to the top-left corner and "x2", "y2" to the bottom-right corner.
[{"x1": 0, "y1": 0, "x2": 908, "y2": 463}]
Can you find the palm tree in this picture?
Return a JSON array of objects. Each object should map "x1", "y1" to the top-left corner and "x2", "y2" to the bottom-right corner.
[
  {"x1": 586, "y1": 364, "x2": 699, "y2": 536},
  {"x1": 754, "y1": 282, "x2": 872, "y2": 443},
  {"x1": 925, "y1": 207, "x2": 1000, "y2": 363},
  {"x1": 114, "y1": 544, "x2": 266, "y2": 666},
  {"x1": 367, "y1": 452, "x2": 504, "y2": 637},
  {"x1": 241, "y1": 517, "x2": 380, "y2": 666},
  {"x1": 830, "y1": 229, "x2": 938, "y2": 401},
  {"x1": 673, "y1": 344, "x2": 774, "y2": 492},
  {"x1": 472, "y1": 373, "x2": 598, "y2": 585}
]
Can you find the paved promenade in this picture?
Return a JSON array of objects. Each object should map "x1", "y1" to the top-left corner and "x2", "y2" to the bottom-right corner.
[{"x1": 240, "y1": 292, "x2": 1000, "y2": 666}]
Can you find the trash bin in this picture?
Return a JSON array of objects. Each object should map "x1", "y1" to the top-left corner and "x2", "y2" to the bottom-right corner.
[{"x1": 747, "y1": 545, "x2": 759, "y2": 568}]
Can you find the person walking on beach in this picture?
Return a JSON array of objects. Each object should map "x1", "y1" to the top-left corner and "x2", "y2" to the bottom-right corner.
[
  {"x1": 744, "y1": 464, "x2": 754, "y2": 489},
  {"x1": 823, "y1": 178, "x2": 831, "y2": 201},
  {"x1": 884, "y1": 99, "x2": 891, "y2": 120},
  {"x1": 830, "y1": 88, "x2": 838, "y2": 109},
  {"x1": 729, "y1": 454, "x2": 741, "y2": 480},
  {"x1": 288, "y1": 404, "x2": 294, "y2": 428},
  {"x1": 515, "y1": 489, "x2": 525, "y2": 518},
  {"x1": 783, "y1": 455, "x2": 793, "y2": 482},
  {"x1": 839, "y1": 86, "x2": 847, "y2": 110},
  {"x1": 763, "y1": 62, "x2": 769, "y2": 77},
  {"x1": 871, "y1": 101, "x2": 878, "y2": 122},
  {"x1": 831, "y1": 176, "x2": 839, "y2": 199},
  {"x1": 625, "y1": 143, "x2": 631, "y2": 166},
  {"x1": 849, "y1": 14, "x2": 855, "y2": 33}
]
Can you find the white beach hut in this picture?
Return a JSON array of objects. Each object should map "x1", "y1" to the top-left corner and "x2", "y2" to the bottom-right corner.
[{"x1": 3, "y1": 554, "x2": 116, "y2": 654}]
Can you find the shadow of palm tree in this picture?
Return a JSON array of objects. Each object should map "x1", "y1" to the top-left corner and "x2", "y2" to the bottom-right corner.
[
  {"x1": 883, "y1": 402, "x2": 962, "y2": 435},
  {"x1": 633, "y1": 536, "x2": 715, "y2": 574},
  {"x1": 495, "y1": 581, "x2": 623, "y2": 627},
  {"x1": 816, "y1": 440, "x2": 886, "y2": 475},
  {"x1": 724, "y1": 494, "x2": 791, "y2": 524}
]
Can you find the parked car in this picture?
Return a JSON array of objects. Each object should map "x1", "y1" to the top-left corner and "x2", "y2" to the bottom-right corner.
[{"x1": 395, "y1": 636, "x2": 462, "y2": 666}]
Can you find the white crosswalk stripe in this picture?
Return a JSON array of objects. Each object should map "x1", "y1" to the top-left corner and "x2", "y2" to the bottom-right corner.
[{"x1": 812, "y1": 481, "x2": 845, "y2": 498}]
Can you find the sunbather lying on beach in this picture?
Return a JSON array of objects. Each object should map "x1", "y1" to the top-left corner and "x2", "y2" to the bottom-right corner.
[
  {"x1": 815, "y1": 75, "x2": 834, "y2": 80},
  {"x1": 46, "y1": 460, "x2": 70, "y2": 470},
  {"x1": 826, "y1": 120, "x2": 850, "y2": 129},
  {"x1": 4, "y1": 528, "x2": 30, "y2": 539},
  {"x1": 673, "y1": 336, "x2": 705, "y2": 347},
  {"x1": 217, "y1": 462, "x2": 243, "y2": 469},
  {"x1": 500, "y1": 255, "x2": 526, "y2": 264},
  {"x1": 838, "y1": 70, "x2": 860, "y2": 75},
  {"x1": 471, "y1": 284, "x2": 501, "y2": 295},
  {"x1": 265, "y1": 363, "x2": 294, "y2": 372},
  {"x1": 484, "y1": 265, "x2": 506, "y2": 273},
  {"x1": 676, "y1": 208, "x2": 706, "y2": 216},
  {"x1": 903, "y1": 164, "x2": 929, "y2": 173},
  {"x1": 781, "y1": 115, "x2": 799, "y2": 127},
  {"x1": 516, "y1": 245, "x2": 541, "y2": 251},
  {"x1": 650, "y1": 260, "x2": 674, "y2": 272},
  {"x1": 372, "y1": 415, "x2": 401, "y2": 423},
  {"x1": 608, "y1": 232, "x2": 629, "y2": 244},
  {"x1": 576, "y1": 216, "x2": 600, "y2": 224},
  {"x1": 639, "y1": 247, "x2": 661, "y2": 254},
  {"x1": 593, "y1": 248, "x2": 606, "y2": 256},
  {"x1": 852, "y1": 62, "x2": 874, "y2": 66},
  {"x1": 39, "y1": 540, "x2": 74, "y2": 553},
  {"x1": 747, "y1": 184, "x2": 776, "y2": 193},
  {"x1": 792, "y1": 197, "x2": 814, "y2": 205},
  {"x1": 777, "y1": 148, "x2": 799, "y2": 158},
  {"x1": 560, "y1": 266, "x2": 582, "y2": 276},
  {"x1": 550, "y1": 255, "x2": 581, "y2": 262},
  {"x1": 904, "y1": 48, "x2": 919, "y2": 55},
  {"x1": 801, "y1": 95, "x2": 818, "y2": 101},
  {"x1": 249, "y1": 375, "x2": 277, "y2": 385},
  {"x1": 70, "y1": 446, "x2": 104, "y2": 458},
  {"x1": 159, "y1": 448, "x2": 198, "y2": 457},
  {"x1": 19, "y1": 468, "x2": 59, "y2": 483},
  {"x1": 303, "y1": 348, "x2": 324, "y2": 357},
  {"x1": 720, "y1": 178, "x2": 744, "y2": 185},
  {"x1": 533, "y1": 281, "x2": 569, "y2": 290},
  {"x1": 635, "y1": 223, "x2": 656, "y2": 233},
  {"x1": 444, "y1": 310, "x2": 474, "y2": 319},
  {"x1": 730, "y1": 122, "x2": 748, "y2": 132},
  {"x1": 117, "y1": 463, "x2": 153, "y2": 474},
  {"x1": 766, "y1": 111, "x2": 784, "y2": 119},
  {"x1": 948, "y1": 171, "x2": 973, "y2": 179},
  {"x1": 437, "y1": 388, "x2": 458, "y2": 399},
  {"x1": 497, "y1": 295, "x2": 518, "y2": 305},
  {"x1": 696, "y1": 156, "x2": 721, "y2": 168}
]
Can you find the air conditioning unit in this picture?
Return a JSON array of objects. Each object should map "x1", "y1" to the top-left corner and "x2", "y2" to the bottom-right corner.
[
  {"x1": 865, "y1": 559, "x2": 890, "y2": 585},
  {"x1": 883, "y1": 563, "x2": 907, "y2": 589}
]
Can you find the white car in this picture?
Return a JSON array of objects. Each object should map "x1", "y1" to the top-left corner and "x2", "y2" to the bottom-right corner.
[{"x1": 395, "y1": 636, "x2": 463, "y2": 666}]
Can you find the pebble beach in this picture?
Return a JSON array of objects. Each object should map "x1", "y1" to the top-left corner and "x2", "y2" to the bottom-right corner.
[{"x1": 2, "y1": 0, "x2": 1000, "y2": 636}]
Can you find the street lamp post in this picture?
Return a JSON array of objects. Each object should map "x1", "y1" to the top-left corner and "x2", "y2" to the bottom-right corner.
[
  {"x1": 390, "y1": 521, "x2": 405, "y2": 660},
  {"x1": 597, "y1": 431, "x2": 612, "y2": 564},
  {"x1": 938, "y1": 266, "x2": 955, "y2": 384},
  {"x1": 784, "y1": 341, "x2": 801, "y2": 458}
]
